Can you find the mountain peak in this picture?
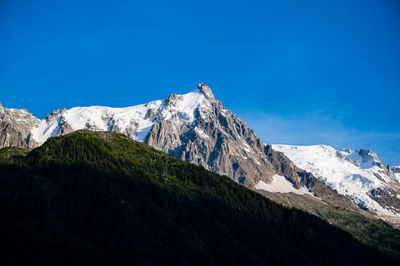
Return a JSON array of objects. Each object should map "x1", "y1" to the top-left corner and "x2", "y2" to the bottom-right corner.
[{"x1": 198, "y1": 82, "x2": 215, "y2": 100}]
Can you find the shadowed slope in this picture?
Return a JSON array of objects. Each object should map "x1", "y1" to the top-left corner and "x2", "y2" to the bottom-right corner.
[{"x1": 0, "y1": 131, "x2": 396, "y2": 265}]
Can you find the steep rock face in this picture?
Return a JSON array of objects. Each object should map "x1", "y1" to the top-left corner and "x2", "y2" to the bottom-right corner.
[
  {"x1": 0, "y1": 103, "x2": 39, "y2": 149},
  {"x1": 144, "y1": 84, "x2": 282, "y2": 187},
  {"x1": 264, "y1": 144, "x2": 302, "y2": 188}
]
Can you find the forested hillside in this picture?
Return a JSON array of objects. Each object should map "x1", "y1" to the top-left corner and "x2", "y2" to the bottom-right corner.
[{"x1": 0, "y1": 131, "x2": 397, "y2": 265}]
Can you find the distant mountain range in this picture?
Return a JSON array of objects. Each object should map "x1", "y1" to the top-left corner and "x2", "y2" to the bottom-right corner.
[
  {"x1": 272, "y1": 145, "x2": 400, "y2": 220},
  {"x1": 1, "y1": 83, "x2": 399, "y2": 226}
]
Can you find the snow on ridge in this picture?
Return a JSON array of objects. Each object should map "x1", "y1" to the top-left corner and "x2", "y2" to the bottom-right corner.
[
  {"x1": 271, "y1": 144, "x2": 397, "y2": 216},
  {"x1": 255, "y1": 174, "x2": 313, "y2": 195},
  {"x1": 194, "y1": 127, "x2": 209, "y2": 139},
  {"x1": 393, "y1": 166, "x2": 400, "y2": 183},
  {"x1": 344, "y1": 150, "x2": 376, "y2": 169},
  {"x1": 29, "y1": 89, "x2": 210, "y2": 145},
  {"x1": 395, "y1": 174, "x2": 400, "y2": 183},
  {"x1": 392, "y1": 166, "x2": 400, "y2": 172},
  {"x1": 158, "y1": 90, "x2": 206, "y2": 123},
  {"x1": 340, "y1": 148, "x2": 388, "y2": 173}
]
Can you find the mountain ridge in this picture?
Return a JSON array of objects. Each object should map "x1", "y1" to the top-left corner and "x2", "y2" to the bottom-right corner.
[
  {"x1": 272, "y1": 144, "x2": 400, "y2": 224},
  {"x1": 1, "y1": 83, "x2": 399, "y2": 223},
  {"x1": 1, "y1": 83, "x2": 293, "y2": 188}
]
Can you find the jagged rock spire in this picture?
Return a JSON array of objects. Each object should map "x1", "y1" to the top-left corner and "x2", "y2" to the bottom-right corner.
[{"x1": 198, "y1": 82, "x2": 215, "y2": 101}]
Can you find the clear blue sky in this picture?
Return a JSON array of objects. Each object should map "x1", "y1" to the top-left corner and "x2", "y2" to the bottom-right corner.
[{"x1": 1, "y1": 0, "x2": 399, "y2": 164}]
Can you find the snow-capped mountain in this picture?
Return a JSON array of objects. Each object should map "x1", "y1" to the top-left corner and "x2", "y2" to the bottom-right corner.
[
  {"x1": 1, "y1": 83, "x2": 399, "y2": 223},
  {"x1": 29, "y1": 87, "x2": 211, "y2": 146},
  {"x1": 1, "y1": 83, "x2": 307, "y2": 189},
  {"x1": 272, "y1": 144, "x2": 400, "y2": 217}
]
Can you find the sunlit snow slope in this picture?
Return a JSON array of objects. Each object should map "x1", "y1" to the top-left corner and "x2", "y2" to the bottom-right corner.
[
  {"x1": 30, "y1": 90, "x2": 208, "y2": 145},
  {"x1": 272, "y1": 144, "x2": 400, "y2": 216},
  {"x1": 255, "y1": 174, "x2": 312, "y2": 195}
]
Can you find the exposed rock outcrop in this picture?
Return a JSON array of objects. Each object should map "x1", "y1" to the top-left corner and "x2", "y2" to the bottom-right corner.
[
  {"x1": 144, "y1": 83, "x2": 281, "y2": 187},
  {"x1": 0, "y1": 103, "x2": 39, "y2": 149}
]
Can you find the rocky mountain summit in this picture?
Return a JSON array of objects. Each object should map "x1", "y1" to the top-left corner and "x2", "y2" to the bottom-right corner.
[{"x1": 1, "y1": 83, "x2": 399, "y2": 223}]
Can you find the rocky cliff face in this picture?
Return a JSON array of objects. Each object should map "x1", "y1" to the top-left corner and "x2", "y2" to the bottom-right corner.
[
  {"x1": 0, "y1": 103, "x2": 39, "y2": 149},
  {"x1": 144, "y1": 84, "x2": 281, "y2": 187}
]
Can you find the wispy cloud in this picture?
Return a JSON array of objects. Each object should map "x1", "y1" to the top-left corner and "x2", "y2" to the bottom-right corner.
[{"x1": 240, "y1": 111, "x2": 400, "y2": 165}]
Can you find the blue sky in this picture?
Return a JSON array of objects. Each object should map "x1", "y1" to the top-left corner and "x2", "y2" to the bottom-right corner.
[{"x1": 1, "y1": 0, "x2": 399, "y2": 164}]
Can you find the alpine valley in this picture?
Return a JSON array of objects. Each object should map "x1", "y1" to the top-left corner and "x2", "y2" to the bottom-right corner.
[{"x1": 1, "y1": 83, "x2": 400, "y2": 263}]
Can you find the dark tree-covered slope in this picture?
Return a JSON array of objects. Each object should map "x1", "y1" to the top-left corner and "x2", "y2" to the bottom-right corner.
[{"x1": 0, "y1": 131, "x2": 397, "y2": 265}]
